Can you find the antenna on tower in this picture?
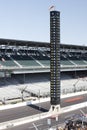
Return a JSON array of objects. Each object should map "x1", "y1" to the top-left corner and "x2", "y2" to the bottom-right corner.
[{"x1": 49, "y1": 5, "x2": 55, "y2": 11}]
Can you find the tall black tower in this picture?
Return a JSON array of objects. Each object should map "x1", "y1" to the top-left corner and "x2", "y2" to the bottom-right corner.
[{"x1": 50, "y1": 10, "x2": 60, "y2": 112}]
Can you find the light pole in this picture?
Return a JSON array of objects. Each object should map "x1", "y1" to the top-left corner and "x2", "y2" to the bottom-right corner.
[{"x1": 21, "y1": 85, "x2": 27, "y2": 101}]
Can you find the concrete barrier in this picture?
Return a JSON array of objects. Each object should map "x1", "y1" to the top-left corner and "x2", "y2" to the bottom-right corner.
[{"x1": 0, "y1": 112, "x2": 51, "y2": 130}]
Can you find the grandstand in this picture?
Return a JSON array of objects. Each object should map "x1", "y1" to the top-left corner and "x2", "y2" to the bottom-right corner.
[{"x1": 0, "y1": 38, "x2": 87, "y2": 103}]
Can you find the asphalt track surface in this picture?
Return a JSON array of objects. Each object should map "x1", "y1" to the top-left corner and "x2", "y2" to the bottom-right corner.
[
  {"x1": 6, "y1": 107, "x2": 87, "y2": 130},
  {"x1": 0, "y1": 93, "x2": 87, "y2": 123}
]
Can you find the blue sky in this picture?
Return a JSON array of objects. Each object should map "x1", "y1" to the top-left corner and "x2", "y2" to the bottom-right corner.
[{"x1": 0, "y1": 0, "x2": 87, "y2": 45}]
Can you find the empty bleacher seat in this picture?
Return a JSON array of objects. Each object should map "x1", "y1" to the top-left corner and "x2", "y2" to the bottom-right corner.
[
  {"x1": 0, "y1": 55, "x2": 18, "y2": 67},
  {"x1": 11, "y1": 55, "x2": 41, "y2": 67}
]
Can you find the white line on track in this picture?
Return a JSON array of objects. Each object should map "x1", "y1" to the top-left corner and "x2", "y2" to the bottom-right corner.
[{"x1": 28, "y1": 123, "x2": 43, "y2": 129}]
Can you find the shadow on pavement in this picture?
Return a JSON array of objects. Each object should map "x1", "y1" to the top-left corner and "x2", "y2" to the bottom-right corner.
[{"x1": 28, "y1": 104, "x2": 48, "y2": 112}]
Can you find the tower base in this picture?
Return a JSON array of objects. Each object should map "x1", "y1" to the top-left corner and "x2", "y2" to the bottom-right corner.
[
  {"x1": 50, "y1": 105, "x2": 60, "y2": 113},
  {"x1": 49, "y1": 105, "x2": 60, "y2": 121}
]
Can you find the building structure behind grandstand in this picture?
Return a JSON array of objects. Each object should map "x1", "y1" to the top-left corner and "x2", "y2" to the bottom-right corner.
[{"x1": 0, "y1": 38, "x2": 87, "y2": 103}]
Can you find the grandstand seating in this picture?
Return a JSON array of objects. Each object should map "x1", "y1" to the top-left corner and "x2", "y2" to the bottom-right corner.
[
  {"x1": 0, "y1": 41, "x2": 87, "y2": 101},
  {"x1": 0, "y1": 73, "x2": 87, "y2": 101},
  {"x1": 30, "y1": 50, "x2": 50, "y2": 66},
  {"x1": 0, "y1": 55, "x2": 17, "y2": 67},
  {"x1": 61, "y1": 55, "x2": 74, "y2": 65},
  {"x1": 0, "y1": 85, "x2": 30, "y2": 101},
  {"x1": 0, "y1": 49, "x2": 87, "y2": 68},
  {"x1": 67, "y1": 54, "x2": 87, "y2": 65},
  {"x1": 33, "y1": 55, "x2": 50, "y2": 66},
  {"x1": 11, "y1": 55, "x2": 40, "y2": 67},
  {"x1": 1, "y1": 53, "x2": 87, "y2": 69},
  {"x1": 60, "y1": 52, "x2": 87, "y2": 66}
]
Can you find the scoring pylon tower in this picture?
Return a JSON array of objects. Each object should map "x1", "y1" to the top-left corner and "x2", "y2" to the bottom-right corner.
[{"x1": 50, "y1": 10, "x2": 60, "y2": 112}]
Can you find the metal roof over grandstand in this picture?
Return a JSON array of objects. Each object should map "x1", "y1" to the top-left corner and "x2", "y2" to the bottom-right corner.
[
  {"x1": 0, "y1": 38, "x2": 49, "y2": 47},
  {"x1": 0, "y1": 38, "x2": 87, "y2": 50}
]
